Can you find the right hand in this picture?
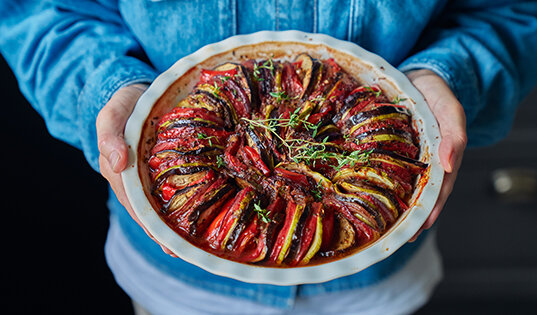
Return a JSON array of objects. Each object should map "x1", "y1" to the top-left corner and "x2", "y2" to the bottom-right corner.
[{"x1": 96, "y1": 83, "x2": 177, "y2": 257}]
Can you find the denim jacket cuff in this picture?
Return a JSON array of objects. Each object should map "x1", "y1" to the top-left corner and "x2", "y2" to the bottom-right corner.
[
  {"x1": 398, "y1": 50, "x2": 479, "y2": 120},
  {"x1": 77, "y1": 56, "x2": 157, "y2": 172}
]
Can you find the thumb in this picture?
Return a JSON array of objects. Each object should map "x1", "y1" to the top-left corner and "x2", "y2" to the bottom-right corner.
[{"x1": 97, "y1": 84, "x2": 148, "y2": 173}]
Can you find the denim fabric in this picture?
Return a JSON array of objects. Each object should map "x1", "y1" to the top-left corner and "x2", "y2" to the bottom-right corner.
[{"x1": 1, "y1": 0, "x2": 537, "y2": 309}]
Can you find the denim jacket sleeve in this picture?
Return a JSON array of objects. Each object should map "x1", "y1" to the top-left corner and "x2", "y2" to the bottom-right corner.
[
  {"x1": 399, "y1": 0, "x2": 537, "y2": 147},
  {"x1": 0, "y1": 0, "x2": 158, "y2": 172}
]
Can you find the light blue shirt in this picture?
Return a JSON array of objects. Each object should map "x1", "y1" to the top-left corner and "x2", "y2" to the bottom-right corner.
[{"x1": 1, "y1": 0, "x2": 537, "y2": 309}]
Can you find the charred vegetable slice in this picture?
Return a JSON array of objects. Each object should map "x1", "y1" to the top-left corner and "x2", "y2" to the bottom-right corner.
[
  {"x1": 214, "y1": 62, "x2": 258, "y2": 117},
  {"x1": 269, "y1": 201, "x2": 305, "y2": 264},
  {"x1": 233, "y1": 196, "x2": 285, "y2": 263},
  {"x1": 288, "y1": 203, "x2": 324, "y2": 266},
  {"x1": 276, "y1": 162, "x2": 332, "y2": 191},
  {"x1": 245, "y1": 125, "x2": 274, "y2": 171},
  {"x1": 338, "y1": 182, "x2": 398, "y2": 226},
  {"x1": 195, "y1": 83, "x2": 239, "y2": 124},
  {"x1": 344, "y1": 106, "x2": 410, "y2": 135},
  {"x1": 182, "y1": 178, "x2": 236, "y2": 235},
  {"x1": 332, "y1": 85, "x2": 381, "y2": 126},
  {"x1": 334, "y1": 184, "x2": 386, "y2": 231},
  {"x1": 332, "y1": 166, "x2": 407, "y2": 198},
  {"x1": 205, "y1": 187, "x2": 256, "y2": 250},
  {"x1": 326, "y1": 192, "x2": 381, "y2": 243},
  {"x1": 294, "y1": 53, "x2": 322, "y2": 99},
  {"x1": 164, "y1": 181, "x2": 211, "y2": 216},
  {"x1": 332, "y1": 214, "x2": 356, "y2": 252}
]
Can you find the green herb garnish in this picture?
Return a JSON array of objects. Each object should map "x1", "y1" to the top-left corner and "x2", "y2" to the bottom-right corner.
[
  {"x1": 197, "y1": 132, "x2": 217, "y2": 146},
  {"x1": 391, "y1": 96, "x2": 407, "y2": 104},
  {"x1": 216, "y1": 155, "x2": 225, "y2": 168},
  {"x1": 269, "y1": 91, "x2": 290, "y2": 103},
  {"x1": 253, "y1": 201, "x2": 271, "y2": 223}
]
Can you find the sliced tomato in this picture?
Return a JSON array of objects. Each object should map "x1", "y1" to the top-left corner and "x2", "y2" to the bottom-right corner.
[
  {"x1": 282, "y1": 62, "x2": 303, "y2": 98},
  {"x1": 198, "y1": 68, "x2": 238, "y2": 85}
]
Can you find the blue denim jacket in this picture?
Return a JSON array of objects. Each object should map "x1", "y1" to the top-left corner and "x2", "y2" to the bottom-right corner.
[{"x1": 1, "y1": 0, "x2": 537, "y2": 309}]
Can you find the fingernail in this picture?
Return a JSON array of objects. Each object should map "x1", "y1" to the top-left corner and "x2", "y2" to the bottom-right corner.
[{"x1": 109, "y1": 150, "x2": 120, "y2": 172}]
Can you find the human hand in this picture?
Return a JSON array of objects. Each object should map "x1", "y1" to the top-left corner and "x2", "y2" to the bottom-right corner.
[
  {"x1": 405, "y1": 69, "x2": 467, "y2": 242},
  {"x1": 96, "y1": 83, "x2": 177, "y2": 257}
]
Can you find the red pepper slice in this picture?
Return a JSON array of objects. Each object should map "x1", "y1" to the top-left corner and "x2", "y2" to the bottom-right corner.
[
  {"x1": 157, "y1": 107, "x2": 223, "y2": 129},
  {"x1": 269, "y1": 201, "x2": 304, "y2": 264},
  {"x1": 204, "y1": 197, "x2": 234, "y2": 245},
  {"x1": 321, "y1": 206, "x2": 334, "y2": 251},
  {"x1": 325, "y1": 58, "x2": 341, "y2": 72},
  {"x1": 208, "y1": 187, "x2": 255, "y2": 250},
  {"x1": 220, "y1": 81, "x2": 250, "y2": 118},
  {"x1": 346, "y1": 139, "x2": 419, "y2": 160},
  {"x1": 349, "y1": 118, "x2": 412, "y2": 138},
  {"x1": 198, "y1": 68, "x2": 238, "y2": 85},
  {"x1": 243, "y1": 145, "x2": 271, "y2": 176},
  {"x1": 160, "y1": 183, "x2": 176, "y2": 202},
  {"x1": 395, "y1": 195, "x2": 409, "y2": 213},
  {"x1": 289, "y1": 203, "x2": 322, "y2": 266},
  {"x1": 274, "y1": 167, "x2": 310, "y2": 188},
  {"x1": 282, "y1": 62, "x2": 303, "y2": 98},
  {"x1": 234, "y1": 196, "x2": 285, "y2": 262}
]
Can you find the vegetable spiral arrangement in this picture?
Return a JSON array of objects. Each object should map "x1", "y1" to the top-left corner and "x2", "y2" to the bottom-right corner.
[{"x1": 148, "y1": 54, "x2": 427, "y2": 266}]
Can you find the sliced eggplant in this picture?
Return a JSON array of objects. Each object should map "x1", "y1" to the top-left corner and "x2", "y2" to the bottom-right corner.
[
  {"x1": 176, "y1": 96, "x2": 218, "y2": 113},
  {"x1": 215, "y1": 62, "x2": 258, "y2": 117},
  {"x1": 163, "y1": 181, "x2": 211, "y2": 216},
  {"x1": 339, "y1": 181, "x2": 398, "y2": 212},
  {"x1": 152, "y1": 163, "x2": 213, "y2": 190},
  {"x1": 294, "y1": 53, "x2": 322, "y2": 99},
  {"x1": 158, "y1": 117, "x2": 222, "y2": 132},
  {"x1": 325, "y1": 196, "x2": 380, "y2": 246},
  {"x1": 344, "y1": 106, "x2": 410, "y2": 135},
  {"x1": 314, "y1": 124, "x2": 340, "y2": 140},
  {"x1": 369, "y1": 150, "x2": 427, "y2": 176},
  {"x1": 354, "y1": 127, "x2": 415, "y2": 145},
  {"x1": 332, "y1": 214, "x2": 356, "y2": 252},
  {"x1": 334, "y1": 184, "x2": 386, "y2": 231},
  {"x1": 206, "y1": 187, "x2": 256, "y2": 250},
  {"x1": 332, "y1": 166, "x2": 406, "y2": 198},
  {"x1": 185, "y1": 180, "x2": 236, "y2": 236},
  {"x1": 245, "y1": 125, "x2": 274, "y2": 170}
]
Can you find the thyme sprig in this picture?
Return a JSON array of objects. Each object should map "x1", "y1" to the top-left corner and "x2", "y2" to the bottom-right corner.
[
  {"x1": 253, "y1": 58, "x2": 275, "y2": 80},
  {"x1": 391, "y1": 96, "x2": 407, "y2": 104},
  {"x1": 241, "y1": 111, "x2": 372, "y2": 171},
  {"x1": 197, "y1": 132, "x2": 217, "y2": 146},
  {"x1": 253, "y1": 201, "x2": 272, "y2": 223}
]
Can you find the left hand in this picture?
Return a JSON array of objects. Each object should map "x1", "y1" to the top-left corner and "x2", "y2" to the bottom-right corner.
[
  {"x1": 405, "y1": 69, "x2": 467, "y2": 242},
  {"x1": 96, "y1": 83, "x2": 178, "y2": 257}
]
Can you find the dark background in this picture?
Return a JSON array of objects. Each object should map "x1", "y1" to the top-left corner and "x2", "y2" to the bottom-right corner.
[{"x1": 2, "y1": 53, "x2": 536, "y2": 314}]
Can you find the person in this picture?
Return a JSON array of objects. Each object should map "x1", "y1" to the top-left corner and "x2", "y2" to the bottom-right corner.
[{"x1": 1, "y1": 1, "x2": 536, "y2": 314}]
